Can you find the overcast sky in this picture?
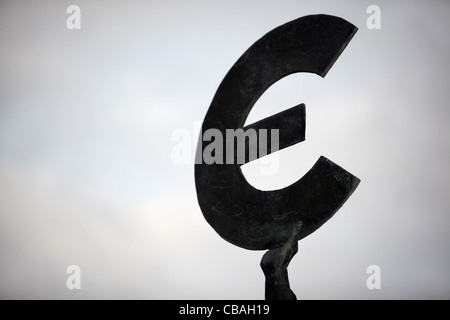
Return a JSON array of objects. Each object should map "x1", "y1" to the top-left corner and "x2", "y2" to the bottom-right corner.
[{"x1": 0, "y1": 0, "x2": 449, "y2": 299}]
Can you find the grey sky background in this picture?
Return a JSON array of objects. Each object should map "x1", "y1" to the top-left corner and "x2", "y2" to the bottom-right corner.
[{"x1": 0, "y1": 0, "x2": 449, "y2": 299}]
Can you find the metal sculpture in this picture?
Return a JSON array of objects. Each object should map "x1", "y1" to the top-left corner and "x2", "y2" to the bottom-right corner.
[{"x1": 194, "y1": 14, "x2": 360, "y2": 299}]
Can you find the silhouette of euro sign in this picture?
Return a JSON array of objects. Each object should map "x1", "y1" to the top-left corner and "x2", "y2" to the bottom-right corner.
[{"x1": 195, "y1": 15, "x2": 360, "y2": 250}]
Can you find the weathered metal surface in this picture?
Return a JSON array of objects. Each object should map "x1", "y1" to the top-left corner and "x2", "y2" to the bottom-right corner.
[{"x1": 195, "y1": 15, "x2": 359, "y2": 251}]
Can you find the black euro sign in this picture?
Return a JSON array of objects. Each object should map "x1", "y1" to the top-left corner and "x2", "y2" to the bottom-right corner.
[{"x1": 195, "y1": 15, "x2": 360, "y2": 251}]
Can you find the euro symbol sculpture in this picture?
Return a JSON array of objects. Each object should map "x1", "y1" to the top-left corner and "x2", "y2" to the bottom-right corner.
[{"x1": 194, "y1": 14, "x2": 360, "y2": 299}]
